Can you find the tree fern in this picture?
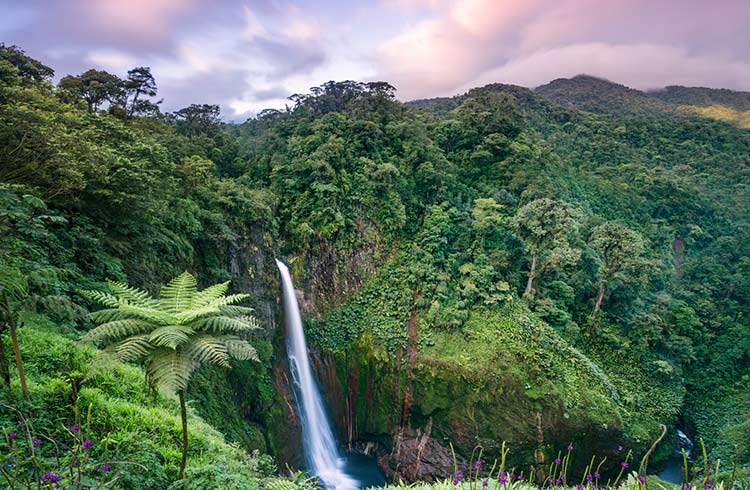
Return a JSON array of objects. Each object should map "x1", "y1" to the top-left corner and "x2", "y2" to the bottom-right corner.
[{"x1": 82, "y1": 271, "x2": 261, "y2": 480}]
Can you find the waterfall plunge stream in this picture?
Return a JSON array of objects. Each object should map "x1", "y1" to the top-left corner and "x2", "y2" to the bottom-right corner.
[{"x1": 276, "y1": 259, "x2": 358, "y2": 490}]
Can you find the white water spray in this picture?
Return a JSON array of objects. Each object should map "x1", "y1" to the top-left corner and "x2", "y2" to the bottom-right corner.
[{"x1": 276, "y1": 259, "x2": 358, "y2": 490}]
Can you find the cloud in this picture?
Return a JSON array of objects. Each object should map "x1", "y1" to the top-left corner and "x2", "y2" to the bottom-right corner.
[
  {"x1": 466, "y1": 43, "x2": 750, "y2": 91},
  {"x1": 377, "y1": 0, "x2": 750, "y2": 99}
]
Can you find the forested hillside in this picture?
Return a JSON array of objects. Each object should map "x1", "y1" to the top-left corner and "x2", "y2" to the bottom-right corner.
[{"x1": 1, "y1": 44, "x2": 748, "y2": 488}]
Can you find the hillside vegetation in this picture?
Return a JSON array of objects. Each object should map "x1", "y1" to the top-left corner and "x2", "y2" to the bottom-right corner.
[{"x1": 1, "y1": 44, "x2": 748, "y2": 488}]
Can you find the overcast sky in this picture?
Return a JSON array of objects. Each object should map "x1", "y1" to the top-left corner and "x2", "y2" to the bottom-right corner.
[{"x1": 3, "y1": 0, "x2": 750, "y2": 119}]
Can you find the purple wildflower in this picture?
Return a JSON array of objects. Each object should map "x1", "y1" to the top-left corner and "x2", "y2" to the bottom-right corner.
[
  {"x1": 32, "y1": 439, "x2": 43, "y2": 446},
  {"x1": 560, "y1": 473, "x2": 566, "y2": 481},
  {"x1": 594, "y1": 472, "x2": 601, "y2": 479},
  {"x1": 482, "y1": 481, "x2": 488, "y2": 488},
  {"x1": 499, "y1": 473, "x2": 509, "y2": 485},
  {"x1": 70, "y1": 424, "x2": 80, "y2": 433},
  {"x1": 704, "y1": 480, "x2": 712, "y2": 489},
  {"x1": 554, "y1": 458, "x2": 562, "y2": 465},
  {"x1": 517, "y1": 475, "x2": 524, "y2": 481},
  {"x1": 577, "y1": 485, "x2": 585, "y2": 490},
  {"x1": 621, "y1": 462, "x2": 629, "y2": 469},
  {"x1": 456, "y1": 470, "x2": 463, "y2": 479},
  {"x1": 453, "y1": 478, "x2": 459, "y2": 485},
  {"x1": 82, "y1": 439, "x2": 93, "y2": 450},
  {"x1": 475, "y1": 460, "x2": 483, "y2": 469},
  {"x1": 41, "y1": 471, "x2": 60, "y2": 483},
  {"x1": 530, "y1": 465, "x2": 536, "y2": 472},
  {"x1": 100, "y1": 464, "x2": 111, "y2": 472},
  {"x1": 568, "y1": 444, "x2": 574, "y2": 451},
  {"x1": 639, "y1": 476, "x2": 646, "y2": 484},
  {"x1": 587, "y1": 474, "x2": 593, "y2": 482},
  {"x1": 555, "y1": 479, "x2": 561, "y2": 486},
  {"x1": 8, "y1": 432, "x2": 17, "y2": 441}
]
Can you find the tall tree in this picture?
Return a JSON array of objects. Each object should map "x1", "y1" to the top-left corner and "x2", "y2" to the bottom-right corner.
[
  {"x1": 0, "y1": 44, "x2": 54, "y2": 85},
  {"x1": 58, "y1": 69, "x2": 123, "y2": 112},
  {"x1": 82, "y1": 272, "x2": 260, "y2": 480},
  {"x1": 173, "y1": 104, "x2": 221, "y2": 136},
  {"x1": 589, "y1": 221, "x2": 649, "y2": 316},
  {"x1": 124, "y1": 66, "x2": 160, "y2": 117},
  {"x1": 512, "y1": 198, "x2": 582, "y2": 298}
]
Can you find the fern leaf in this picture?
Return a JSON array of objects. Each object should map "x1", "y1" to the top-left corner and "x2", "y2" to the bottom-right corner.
[
  {"x1": 185, "y1": 335, "x2": 230, "y2": 368},
  {"x1": 106, "y1": 280, "x2": 158, "y2": 307},
  {"x1": 105, "y1": 335, "x2": 152, "y2": 362},
  {"x1": 160, "y1": 271, "x2": 197, "y2": 314},
  {"x1": 83, "y1": 319, "x2": 153, "y2": 344},
  {"x1": 146, "y1": 349, "x2": 193, "y2": 394},
  {"x1": 149, "y1": 324, "x2": 194, "y2": 349},
  {"x1": 119, "y1": 304, "x2": 175, "y2": 326},
  {"x1": 206, "y1": 293, "x2": 251, "y2": 308},
  {"x1": 225, "y1": 338, "x2": 259, "y2": 362},
  {"x1": 89, "y1": 308, "x2": 128, "y2": 324},
  {"x1": 175, "y1": 305, "x2": 222, "y2": 323},
  {"x1": 189, "y1": 316, "x2": 260, "y2": 333},
  {"x1": 218, "y1": 305, "x2": 255, "y2": 316},
  {"x1": 81, "y1": 289, "x2": 120, "y2": 308},
  {"x1": 190, "y1": 281, "x2": 230, "y2": 308}
]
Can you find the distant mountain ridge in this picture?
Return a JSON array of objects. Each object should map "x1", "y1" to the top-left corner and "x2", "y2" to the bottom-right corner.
[{"x1": 408, "y1": 74, "x2": 750, "y2": 128}]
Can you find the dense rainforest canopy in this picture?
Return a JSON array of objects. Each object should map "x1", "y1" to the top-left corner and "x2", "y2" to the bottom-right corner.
[{"x1": 0, "y1": 44, "x2": 749, "y2": 488}]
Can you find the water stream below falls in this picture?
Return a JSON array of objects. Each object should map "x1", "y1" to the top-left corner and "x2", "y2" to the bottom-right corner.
[{"x1": 277, "y1": 259, "x2": 384, "y2": 490}]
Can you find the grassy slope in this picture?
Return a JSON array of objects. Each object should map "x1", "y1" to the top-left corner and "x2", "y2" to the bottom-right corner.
[{"x1": 0, "y1": 314, "x2": 278, "y2": 489}]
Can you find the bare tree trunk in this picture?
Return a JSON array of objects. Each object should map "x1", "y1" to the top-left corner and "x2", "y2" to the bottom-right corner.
[
  {"x1": 0, "y1": 323, "x2": 10, "y2": 387},
  {"x1": 6, "y1": 304, "x2": 28, "y2": 400},
  {"x1": 178, "y1": 390, "x2": 188, "y2": 480},
  {"x1": 592, "y1": 283, "x2": 607, "y2": 316},
  {"x1": 524, "y1": 254, "x2": 538, "y2": 297}
]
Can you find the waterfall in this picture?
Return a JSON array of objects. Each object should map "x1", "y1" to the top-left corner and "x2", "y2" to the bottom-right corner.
[{"x1": 276, "y1": 259, "x2": 358, "y2": 490}]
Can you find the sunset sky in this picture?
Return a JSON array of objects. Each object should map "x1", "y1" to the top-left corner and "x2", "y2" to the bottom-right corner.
[{"x1": 3, "y1": 0, "x2": 750, "y2": 119}]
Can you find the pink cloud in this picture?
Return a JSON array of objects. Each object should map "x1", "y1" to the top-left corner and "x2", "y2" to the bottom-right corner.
[
  {"x1": 76, "y1": 0, "x2": 199, "y2": 42},
  {"x1": 377, "y1": 0, "x2": 750, "y2": 99}
]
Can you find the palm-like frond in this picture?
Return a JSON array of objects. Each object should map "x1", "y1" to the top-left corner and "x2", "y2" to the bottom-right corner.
[
  {"x1": 105, "y1": 335, "x2": 153, "y2": 362},
  {"x1": 218, "y1": 305, "x2": 255, "y2": 316},
  {"x1": 80, "y1": 289, "x2": 120, "y2": 308},
  {"x1": 206, "y1": 293, "x2": 251, "y2": 308},
  {"x1": 106, "y1": 280, "x2": 158, "y2": 307},
  {"x1": 185, "y1": 335, "x2": 231, "y2": 368},
  {"x1": 146, "y1": 349, "x2": 194, "y2": 394},
  {"x1": 225, "y1": 338, "x2": 259, "y2": 362},
  {"x1": 86, "y1": 271, "x2": 260, "y2": 396},
  {"x1": 190, "y1": 281, "x2": 230, "y2": 309},
  {"x1": 84, "y1": 319, "x2": 153, "y2": 344},
  {"x1": 149, "y1": 325, "x2": 194, "y2": 349},
  {"x1": 89, "y1": 308, "x2": 129, "y2": 324},
  {"x1": 119, "y1": 304, "x2": 176, "y2": 326},
  {"x1": 190, "y1": 316, "x2": 261, "y2": 333},
  {"x1": 0, "y1": 265, "x2": 28, "y2": 302},
  {"x1": 160, "y1": 272, "x2": 197, "y2": 314}
]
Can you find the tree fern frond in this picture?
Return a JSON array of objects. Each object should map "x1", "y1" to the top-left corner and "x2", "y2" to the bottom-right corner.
[
  {"x1": 119, "y1": 304, "x2": 176, "y2": 326},
  {"x1": 175, "y1": 305, "x2": 222, "y2": 323},
  {"x1": 148, "y1": 325, "x2": 194, "y2": 349},
  {"x1": 146, "y1": 349, "x2": 193, "y2": 394},
  {"x1": 0, "y1": 267, "x2": 28, "y2": 302},
  {"x1": 89, "y1": 308, "x2": 129, "y2": 324},
  {"x1": 225, "y1": 338, "x2": 259, "y2": 362},
  {"x1": 81, "y1": 289, "x2": 120, "y2": 308},
  {"x1": 106, "y1": 280, "x2": 158, "y2": 307},
  {"x1": 206, "y1": 293, "x2": 251, "y2": 308},
  {"x1": 189, "y1": 316, "x2": 261, "y2": 333},
  {"x1": 190, "y1": 282, "x2": 230, "y2": 308},
  {"x1": 185, "y1": 335, "x2": 230, "y2": 368},
  {"x1": 218, "y1": 305, "x2": 255, "y2": 316},
  {"x1": 83, "y1": 319, "x2": 153, "y2": 344},
  {"x1": 105, "y1": 335, "x2": 152, "y2": 362},
  {"x1": 160, "y1": 271, "x2": 197, "y2": 314}
]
